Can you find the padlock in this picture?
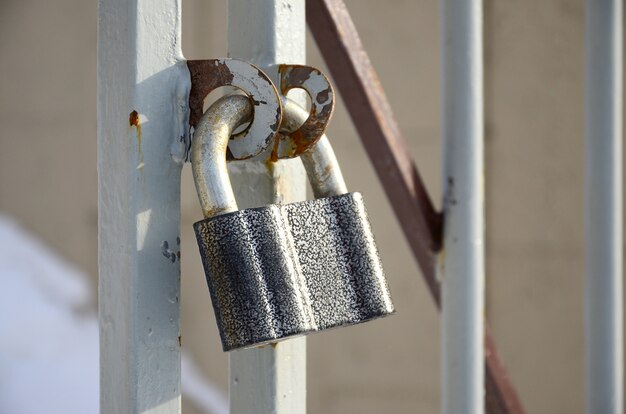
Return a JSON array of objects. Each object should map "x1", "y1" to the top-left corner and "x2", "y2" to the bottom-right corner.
[
  {"x1": 192, "y1": 94, "x2": 394, "y2": 351},
  {"x1": 279, "y1": 98, "x2": 394, "y2": 332}
]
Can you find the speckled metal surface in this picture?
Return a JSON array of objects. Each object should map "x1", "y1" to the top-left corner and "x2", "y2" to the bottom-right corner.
[{"x1": 194, "y1": 192, "x2": 394, "y2": 351}]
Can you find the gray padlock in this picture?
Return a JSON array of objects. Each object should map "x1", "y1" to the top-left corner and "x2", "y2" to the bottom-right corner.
[{"x1": 192, "y1": 94, "x2": 394, "y2": 351}]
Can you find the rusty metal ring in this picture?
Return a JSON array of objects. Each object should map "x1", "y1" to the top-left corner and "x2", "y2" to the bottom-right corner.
[
  {"x1": 187, "y1": 59, "x2": 282, "y2": 160},
  {"x1": 268, "y1": 64, "x2": 335, "y2": 160}
]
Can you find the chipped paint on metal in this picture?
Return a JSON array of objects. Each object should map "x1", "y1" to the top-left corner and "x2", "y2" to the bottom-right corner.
[
  {"x1": 172, "y1": 64, "x2": 192, "y2": 163},
  {"x1": 161, "y1": 240, "x2": 177, "y2": 263},
  {"x1": 270, "y1": 64, "x2": 335, "y2": 159},
  {"x1": 186, "y1": 59, "x2": 282, "y2": 160}
]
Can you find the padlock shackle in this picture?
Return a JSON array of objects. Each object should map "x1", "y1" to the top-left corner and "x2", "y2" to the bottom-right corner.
[
  {"x1": 191, "y1": 94, "x2": 252, "y2": 218},
  {"x1": 282, "y1": 98, "x2": 349, "y2": 198},
  {"x1": 192, "y1": 95, "x2": 348, "y2": 218}
]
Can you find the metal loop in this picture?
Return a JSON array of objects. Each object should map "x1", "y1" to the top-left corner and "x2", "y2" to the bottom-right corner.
[
  {"x1": 268, "y1": 64, "x2": 335, "y2": 160},
  {"x1": 192, "y1": 94, "x2": 346, "y2": 218},
  {"x1": 187, "y1": 59, "x2": 282, "y2": 160}
]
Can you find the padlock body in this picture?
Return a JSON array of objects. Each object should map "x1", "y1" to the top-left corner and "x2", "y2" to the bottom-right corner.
[
  {"x1": 194, "y1": 192, "x2": 394, "y2": 351},
  {"x1": 284, "y1": 193, "x2": 394, "y2": 331},
  {"x1": 194, "y1": 205, "x2": 317, "y2": 351}
]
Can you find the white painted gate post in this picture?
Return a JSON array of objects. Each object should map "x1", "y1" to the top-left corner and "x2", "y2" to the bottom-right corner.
[
  {"x1": 584, "y1": 0, "x2": 623, "y2": 412},
  {"x1": 440, "y1": 1, "x2": 485, "y2": 413},
  {"x1": 226, "y1": 1, "x2": 308, "y2": 413},
  {"x1": 98, "y1": 0, "x2": 188, "y2": 412}
]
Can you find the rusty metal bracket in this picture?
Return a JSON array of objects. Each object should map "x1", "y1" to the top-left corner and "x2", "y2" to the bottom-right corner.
[
  {"x1": 268, "y1": 64, "x2": 335, "y2": 160},
  {"x1": 187, "y1": 59, "x2": 282, "y2": 160}
]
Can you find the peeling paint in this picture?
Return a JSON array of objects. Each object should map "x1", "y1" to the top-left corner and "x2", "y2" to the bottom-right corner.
[
  {"x1": 186, "y1": 59, "x2": 282, "y2": 160},
  {"x1": 161, "y1": 240, "x2": 177, "y2": 263},
  {"x1": 272, "y1": 64, "x2": 335, "y2": 159}
]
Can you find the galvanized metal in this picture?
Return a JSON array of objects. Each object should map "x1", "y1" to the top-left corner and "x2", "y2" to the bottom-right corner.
[
  {"x1": 584, "y1": 0, "x2": 623, "y2": 412},
  {"x1": 191, "y1": 96, "x2": 393, "y2": 352},
  {"x1": 269, "y1": 64, "x2": 335, "y2": 160},
  {"x1": 187, "y1": 59, "x2": 282, "y2": 160}
]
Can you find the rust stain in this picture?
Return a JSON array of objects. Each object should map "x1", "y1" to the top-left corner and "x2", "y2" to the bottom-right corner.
[
  {"x1": 270, "y1": 342, "x2": 278, "y2": 349},
  {"x1": 187, "y1": 60, "x2": 236, "y2": 128},
  {"x1": 321, "y1": 163, "x2": 333, "y2": 180},
  {"x1": 264, "y1": 138, "x2": 279, "y2": 173},
  {"x1": 203, "y1": 206, "x2": 232, "y2": 218},
  {"x1": 129, "y1": 110, "x2": 144, "y2": 170},
  {"x1": 278, "y1": 64, "x2": 290, "y2": 95},
  {"x1": 129, "y1": 110, "x2": 140, "y2": 127},
  {"x1": 288, "y1": 129, "x2": 308, "y2": 155}
]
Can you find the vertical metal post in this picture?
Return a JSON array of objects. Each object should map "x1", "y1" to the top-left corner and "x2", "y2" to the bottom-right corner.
[
  {"x1": 227, "y1": 1, "x2": 308, "y2": 413},
  {"x1": 440, "y1": 1, "x2": 485, "y2": 413},
  {"x1": 585, "y1": 1, "x2": 623, "y2": 412},
  {"x1": 98, "y1": 0, "x2": 188, "y2": 413}
]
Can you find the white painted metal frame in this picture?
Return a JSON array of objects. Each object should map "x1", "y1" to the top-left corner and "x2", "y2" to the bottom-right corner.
[
  {"x1": 584, "y1": 0, "x2": 623, "y2": 413},
  {"x1": 226, "y1": 2, "x2": 308, "y2": 413},
  {"x1": 98, "y1": 0, "x2": 188, "y2": 413},
  {"x1": 99, "y1": 0, "x2": 307, "y2": 412},
  {"x1": 439, "y1": 1, "x2": 485, "y2": 413}
]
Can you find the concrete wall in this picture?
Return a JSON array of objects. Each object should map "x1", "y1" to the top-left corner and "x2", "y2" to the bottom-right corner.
[{"x1": 0, "y1": 0, "x2": 623, "y2": 413}]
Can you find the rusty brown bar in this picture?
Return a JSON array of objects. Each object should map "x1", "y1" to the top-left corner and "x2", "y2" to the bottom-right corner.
[{"x1": 306, "y1": 1, "x2": 525, "y2": 413}]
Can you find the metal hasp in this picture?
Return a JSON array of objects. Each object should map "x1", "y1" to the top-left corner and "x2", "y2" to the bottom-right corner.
[
  {"x1": 191, "y1": 95, "x2": 394, "y2": 351},
  {"x1": 270, "y1": 64, "x2": 335, "y2": 160},
  {"x1": 584, "y1": 0, "x2": 623, "y2": 412},
  {"x1": 187, "y1": 58, "x2": 282, "y2": 160}
]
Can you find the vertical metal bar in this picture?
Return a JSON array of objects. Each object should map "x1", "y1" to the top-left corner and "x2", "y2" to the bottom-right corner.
[
  {"x1": 440, "y1": 1, "x2": 485, "y2": 413},
  {"x1": 98, "y1": 0, "x2": 187, "y2": 413},
  {"x1": 226, "y1": 1, "x2": 307, "y2": 413},
  {"x1": 585, "y1": 1, "x2": 623, "y2": 412}
]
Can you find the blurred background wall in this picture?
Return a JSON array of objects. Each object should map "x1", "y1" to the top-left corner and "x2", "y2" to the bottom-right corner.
[{"x1": 0, "y1": 0, "x2": 624, "y2": 413}]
